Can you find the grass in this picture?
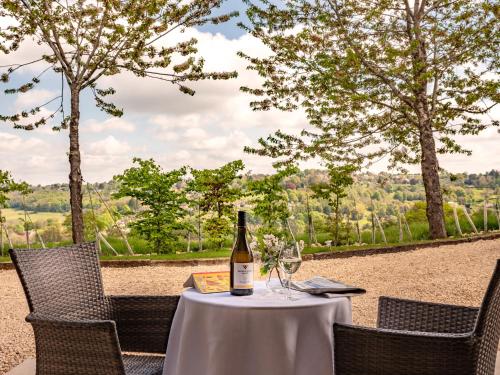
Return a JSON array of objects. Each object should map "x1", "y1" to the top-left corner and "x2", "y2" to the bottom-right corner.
[
  {"x1": 1, "y1": 206, "x2": 498, "y2": 264},
  {"x1": 100, "y1": 249, "x2": 233, "y2": 261},
  {"x1": 0, "y1": 249, "x2": 233, "y2": 263},
  {"x1": 2, "y1": 232, "x2": 497, "y2": 264}
]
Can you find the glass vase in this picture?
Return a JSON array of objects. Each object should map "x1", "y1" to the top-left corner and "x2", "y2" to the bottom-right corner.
[{"x1": 265, "y1": 266, "x2": 285, "y2": 293}]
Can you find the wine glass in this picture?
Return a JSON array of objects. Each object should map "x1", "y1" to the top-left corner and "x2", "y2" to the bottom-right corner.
[{"x1": 278, "y1": 242, "x2": 302, "y2": 301}]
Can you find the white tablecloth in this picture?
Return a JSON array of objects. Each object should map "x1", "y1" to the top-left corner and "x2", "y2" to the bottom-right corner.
[{"x1": 163, "y1": 281, "x2": 352, "y2": 375}]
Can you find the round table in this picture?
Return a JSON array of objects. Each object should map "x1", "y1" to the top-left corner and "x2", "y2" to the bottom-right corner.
[{"x1": 163, "y1": 281, "x2": 352, "y2": 375}]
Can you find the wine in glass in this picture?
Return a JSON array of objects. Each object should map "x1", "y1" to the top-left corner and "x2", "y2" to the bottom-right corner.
[{"x1": 278, "y1": 243, "x2": 302, "y2": 300}]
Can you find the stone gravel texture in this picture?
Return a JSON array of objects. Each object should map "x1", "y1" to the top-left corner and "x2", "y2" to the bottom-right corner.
[{"x1": 1, "y1": 238, "x2": 499, "y2": 374}]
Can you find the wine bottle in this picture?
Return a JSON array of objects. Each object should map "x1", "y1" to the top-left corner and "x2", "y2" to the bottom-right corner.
[{"x1": 230, "y1": 211, "x2": 254, "y2": 296}]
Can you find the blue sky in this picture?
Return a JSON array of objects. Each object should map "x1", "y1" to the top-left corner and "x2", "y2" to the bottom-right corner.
[{"x1": 0, "y1": 1, "x2": 498, "y2": 185}]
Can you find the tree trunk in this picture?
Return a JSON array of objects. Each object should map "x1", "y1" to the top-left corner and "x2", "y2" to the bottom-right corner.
[
  {"x1": 334, "y1": 196, "x2": 340, "y2": 246},
  {"x1": 69, "y1": 88, "x2": 84, "y2": 244},
  {"x1": 462, "y1": 205, "x2": 478, "y2": 234},
  {"x1": 197, "y1": 203, "x2": 203, "y2": 251},
  {"x1": 0, "y1": 207, "x2": 3, "y2": 257},
  {"x1": 418, "y1": 121, "x2": 447, "y2": 239},
  {"x1": 410, "y1": 4, "x2": 447, "y2": 240},
  {"x1": 346, "y1": 212, "x2": 350, "y2": 246},
  {"x1": 25, "y1": 226, "x2": 30, "y2": 249},
  {"x1": 452, "y1": 204, "x2": 463, "y2": 236},
  {"x1": 23, "y1": 196, "x2": 30, "y2": 249},
  {"x1": 306, "y1": 195, "x2": 313, "y2": 245},
  {"x1": 374, "y1": 212, "x2": 387, "y2": 244},
  {"x1": 398, "y1": 208, "x2": 403, "y2": 242},
  {"x1": 483, "y1": 199, "x2": 488, "y2": 232},
  {"x1": 371, "y1": 211, "x2": 375, "y2": 244}
]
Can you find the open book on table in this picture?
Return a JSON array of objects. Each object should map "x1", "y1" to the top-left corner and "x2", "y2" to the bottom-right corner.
[
  {"x1": 184, "y1": 271, "x2": 230, "y2": 294},
  {"x1": 290, "y1": 276, "x2": 366, "y2": 298}
]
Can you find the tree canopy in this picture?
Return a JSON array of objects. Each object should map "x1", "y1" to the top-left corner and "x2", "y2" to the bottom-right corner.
[
  {"x1": 247, "y1": 166, "x2": 298, "y2": 232},
  {"x1": 188, "y1": 160, "x2": 245, "y2": 247},
  {"x1": 113, "y1": 158, "x2": 188, "y2": 253},
  {"x1": 0, "y1": 170, "x2": 16, "y2": 209},
  {"x1": 0, "y1": 0, "x2": 238, "y2": 243},
  {"x1": 240, "y1": 0, "x2": 499, "y2": 239},
  {"x1": 311, "y1": 164, "x2": 355, "y2": 244}
]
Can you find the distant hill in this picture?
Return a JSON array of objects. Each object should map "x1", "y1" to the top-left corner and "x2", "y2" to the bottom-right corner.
[{"x1": 5, "y1": 169, "x2": 499, "y2": 215}]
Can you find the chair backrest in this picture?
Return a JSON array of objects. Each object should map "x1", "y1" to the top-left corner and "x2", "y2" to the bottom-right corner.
[
  {"x1": 474, "y1": 259, "x2": 500, "y2": 375},
  {"x1": 9, "y1": 243, "x2": 109, "y2": 319}
]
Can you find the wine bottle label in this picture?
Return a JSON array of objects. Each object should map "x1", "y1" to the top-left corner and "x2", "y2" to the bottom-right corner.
[{"x1": 233, "y1": 263, "x2": 254, "y2": 289}]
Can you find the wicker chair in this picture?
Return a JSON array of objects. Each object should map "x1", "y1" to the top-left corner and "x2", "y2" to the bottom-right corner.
[
  {"x1": 9, "y1": 242, "x2": 180, "y2": 375},
  {"x1": 334, "y1": 259, "x2": 500, "y2": 375}
]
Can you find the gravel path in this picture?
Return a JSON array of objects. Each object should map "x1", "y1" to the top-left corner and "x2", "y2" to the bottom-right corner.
[{"x1": 1, "y1": 239, "x2": 499, "y2": 374}]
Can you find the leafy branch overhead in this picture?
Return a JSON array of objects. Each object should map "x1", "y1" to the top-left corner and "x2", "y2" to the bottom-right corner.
[
  {"x1": 239, "y1": 0, "x2": 499, "y2": 169},
  {"x1": 0, "y1": 0, "x2": 239, "y2": 130},
  {"x1": 239, "y1": 0, "x2": 499, "y2": 239},
  {"x1": 0, "y1": 0, "x2": 238, "y2": 244}
]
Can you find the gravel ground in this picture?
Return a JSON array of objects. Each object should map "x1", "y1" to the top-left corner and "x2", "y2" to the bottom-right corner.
[{"x1": 1, "y1": 238, "x2": 499, "y2": 374}]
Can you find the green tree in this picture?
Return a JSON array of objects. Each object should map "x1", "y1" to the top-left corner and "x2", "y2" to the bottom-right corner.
[
  {"x1": 63, "y1": 211, "x2": 110, "y2": 242},
  {"x1": 14, "y1": 181, "x2": 34, "y2": 248},
  {"x1": 42, "y1": 219, "x2": 65, "y2": 243},
  {"x1": 247, "y1": 166, "x2": 298, "y2": 233},
  {"x1": 311, "y1": 165, "x2": 355, "y2": 245},
  {"x1": 0, "y1": 170, "x2": 16, "y2": 255},
  {"x1": 114, "y1": 158, "x2": 188, "y2": 254},
  {"x1": 188, "y1": 160, "x2": 244, "y2": 248},
  {"x1": 240, "y1": 0, "x2": 499, "y2": 239},
  {"x1": 1, "y1": 0, "x2": 238, "y2": 243},
  {"x1": 0, "y1": 170, "x2": 15, "y2": 210}
]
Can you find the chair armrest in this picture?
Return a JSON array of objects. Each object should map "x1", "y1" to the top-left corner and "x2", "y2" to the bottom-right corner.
[
  {"x1": 377, "y1": 296, "x2": 479, "y2": 333},
  {"x1": 333, "y1": 323, "x2": 475, "y2": 375},
  {"x1": 26, "y1": 313, "x2": 125, "y2": 375},
  {"x1": 110, "y1": 295, "x2": 180, "y2": 353}
]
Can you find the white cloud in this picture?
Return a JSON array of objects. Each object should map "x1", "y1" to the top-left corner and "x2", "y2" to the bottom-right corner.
[
  {"x1": 183, "y1": 127, "x2": 208, "y2": 139},
  {"x1": 438, "y1": 127, "x2": 500, "y2": 173},
  {"x1": 0, "y1": 132, "x2": 45, "y2": 152},
  {"x1": 99, "y1": 28, "x2": 307, "y2": 132},
  {"x1": 86, "y1": 136, "x2": 131, "y2": 156},
  {"x1": 0, "y1": 23, "x2": 498, "y2": 185},
  {"x1": 85, "y1": 118, "x2": 136, "y2": 133},
  {"x1": 79, "y1": 136, "x2": 134, "y2": 181},
  {"x1": 14, "y1": 89, "x2": 58, "y2": 110},
  {"x1": 0, "y1": 131, "x2": 67, "y2": 184},
  {"x1": 150, "y1": 114, "x2": 202, "y2": 129}
]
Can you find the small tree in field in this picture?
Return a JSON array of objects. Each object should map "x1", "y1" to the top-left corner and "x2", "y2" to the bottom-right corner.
[
  {"x1": 240, "y1": 0, "x2": 499, "y2": 239},
  {"x1": 188, "y1": 160, "x2": 244, "y2": 249},
  {"x1": 311, "y1": 165, "x2": 355, "y2": 246},
  {"x1": 0, "y1": 170, "x2": 17, "y2": 255},
  {"x1": 15, "y1": 181, "x2": 33, "y2": 248},
  {"x1": 0, "y1": 0, "x2": 238, "y2": 243},
  {"x1": 114, "y1": 158, "x2": 188, "y2": 254},
  {"x1": 247, "y1": 166, "x2": 298, "y2": 234}
]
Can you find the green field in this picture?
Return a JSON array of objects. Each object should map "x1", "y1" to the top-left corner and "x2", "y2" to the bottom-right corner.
[{"x1": 1, "y1": 208, "x2": 66, "y2": 225}]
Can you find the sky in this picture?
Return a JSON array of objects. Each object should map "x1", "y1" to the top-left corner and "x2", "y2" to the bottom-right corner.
[{"x1": 0, "y1": 1, "x2": 498, "y2": 185}]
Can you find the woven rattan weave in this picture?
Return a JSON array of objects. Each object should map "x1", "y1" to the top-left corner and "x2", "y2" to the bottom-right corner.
[
  {"x1": 334, "y1": 259, "x2": 500, "y2": 375},
  {"x1": 10, "y1": 243, "x2": 179, "y2": 375}
]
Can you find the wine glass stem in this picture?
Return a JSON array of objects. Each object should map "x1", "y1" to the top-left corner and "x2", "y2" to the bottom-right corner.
[{"x1": 287, "y1": 274, "x2": 292, "y2": 299}]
